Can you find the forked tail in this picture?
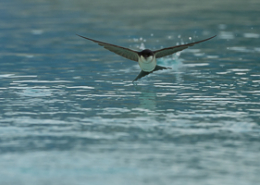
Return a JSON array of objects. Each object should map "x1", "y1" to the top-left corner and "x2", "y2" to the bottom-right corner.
[{"x1": 133, "y1": 65, "x2": 170, "y2": 81}]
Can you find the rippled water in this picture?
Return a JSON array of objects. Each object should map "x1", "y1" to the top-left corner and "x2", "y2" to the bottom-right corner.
[{"x1": 1, "y1": 0, "x2": 260, "y2": 184}]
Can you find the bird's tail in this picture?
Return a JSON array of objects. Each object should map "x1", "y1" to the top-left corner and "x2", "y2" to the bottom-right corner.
[{"x1": 133, "y1": 65, "x2": 170, "y2": 81}]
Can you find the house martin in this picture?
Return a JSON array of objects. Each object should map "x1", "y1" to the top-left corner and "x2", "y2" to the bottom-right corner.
[{"x1": 77, "y1": 34, "x2": 216, "y2": 81}]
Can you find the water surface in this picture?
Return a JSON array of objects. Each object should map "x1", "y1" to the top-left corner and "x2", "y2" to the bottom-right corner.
[{"x1": 0, "y1": 0, "x2": 260, "y2": 184}]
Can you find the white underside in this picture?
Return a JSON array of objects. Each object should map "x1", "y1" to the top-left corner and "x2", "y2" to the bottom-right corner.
[{"x1": 138, "y1": 56, "x2": 157, "y2": 72}]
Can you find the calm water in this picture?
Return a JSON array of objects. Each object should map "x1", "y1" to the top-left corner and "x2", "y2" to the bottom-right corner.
[{"x1": 1, "y1": 0, "x2": 260, "y2": 184}]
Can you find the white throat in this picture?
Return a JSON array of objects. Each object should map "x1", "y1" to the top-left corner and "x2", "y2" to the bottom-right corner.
[{"x1": 138, "y1": 56, "x2": 157, "y2": 72}]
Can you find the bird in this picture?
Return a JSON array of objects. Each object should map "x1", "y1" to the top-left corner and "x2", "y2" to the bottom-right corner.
[{"x1": 77, "y1": 34, "x2": 216, "y2": 81}]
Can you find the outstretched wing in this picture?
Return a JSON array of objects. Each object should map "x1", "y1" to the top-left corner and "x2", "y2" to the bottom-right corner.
[
  {"x1": 154, "y1": 35, "x2": 216, "y2": 58},
  {"x1": 77, "y1": 34, "x2": 139, "y2": 62}
]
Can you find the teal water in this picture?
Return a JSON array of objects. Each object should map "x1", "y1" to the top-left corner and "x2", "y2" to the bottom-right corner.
[{"x1": 1, "y1": 0, "x2": 260, "y2": 184}]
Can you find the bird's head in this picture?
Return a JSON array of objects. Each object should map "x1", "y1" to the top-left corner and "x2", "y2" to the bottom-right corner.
[
  {"x1": 140, "y1": 49, "x2": 153, "y2": 58},
  {"x1": 139, "y1": 49, "x2": 154, "y2": 63}
]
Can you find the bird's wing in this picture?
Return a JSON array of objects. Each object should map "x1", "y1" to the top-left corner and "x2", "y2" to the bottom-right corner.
[
  {"x1": 154, "y1": 35, "x2": 216, "y2": 58},
  {"x1": 77, "y1": 34, "x2": 139, "y2": 62}
]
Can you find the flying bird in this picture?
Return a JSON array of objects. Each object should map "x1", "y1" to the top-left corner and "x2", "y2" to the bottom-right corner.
[{"x1": 77, "y1": 34, "x2": 216, "y2": 81}]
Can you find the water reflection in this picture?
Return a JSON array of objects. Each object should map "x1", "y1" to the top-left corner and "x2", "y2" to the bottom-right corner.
[{"x1": 134, "y1": 86, "x2": 157, "y2": 111}]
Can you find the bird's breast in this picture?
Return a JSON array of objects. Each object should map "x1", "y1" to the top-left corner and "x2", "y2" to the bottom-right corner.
[{"x1": 138, "y1": 56, "x2": 157, "y2": 72}]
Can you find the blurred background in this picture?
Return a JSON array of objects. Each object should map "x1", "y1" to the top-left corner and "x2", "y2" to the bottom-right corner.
[{"x1": 0, "y1": 0, "x2": 260, "y2": 185}]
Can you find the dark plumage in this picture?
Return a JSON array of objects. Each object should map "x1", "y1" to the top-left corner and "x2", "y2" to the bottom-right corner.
[{"x1": 77, "y1": 34, "x2": 216, "y2": 81}]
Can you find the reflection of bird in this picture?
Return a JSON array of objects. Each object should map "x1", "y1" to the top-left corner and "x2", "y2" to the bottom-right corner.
[{"x1": 77, "y1": 34, "x2": 216, "y2": 81}]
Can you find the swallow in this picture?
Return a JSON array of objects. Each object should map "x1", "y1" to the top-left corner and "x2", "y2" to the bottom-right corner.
[{"x1": 77, "y1": 34, "x2": 216, "y2": 81}]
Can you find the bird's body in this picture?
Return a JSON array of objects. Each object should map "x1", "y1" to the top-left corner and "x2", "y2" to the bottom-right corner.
[
  {"x1": 138, "y1": 49, "x2": 157, "y2": 72},
  {"x1": 77, "y1": 34, "x2": 216, "y2": 81}
]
